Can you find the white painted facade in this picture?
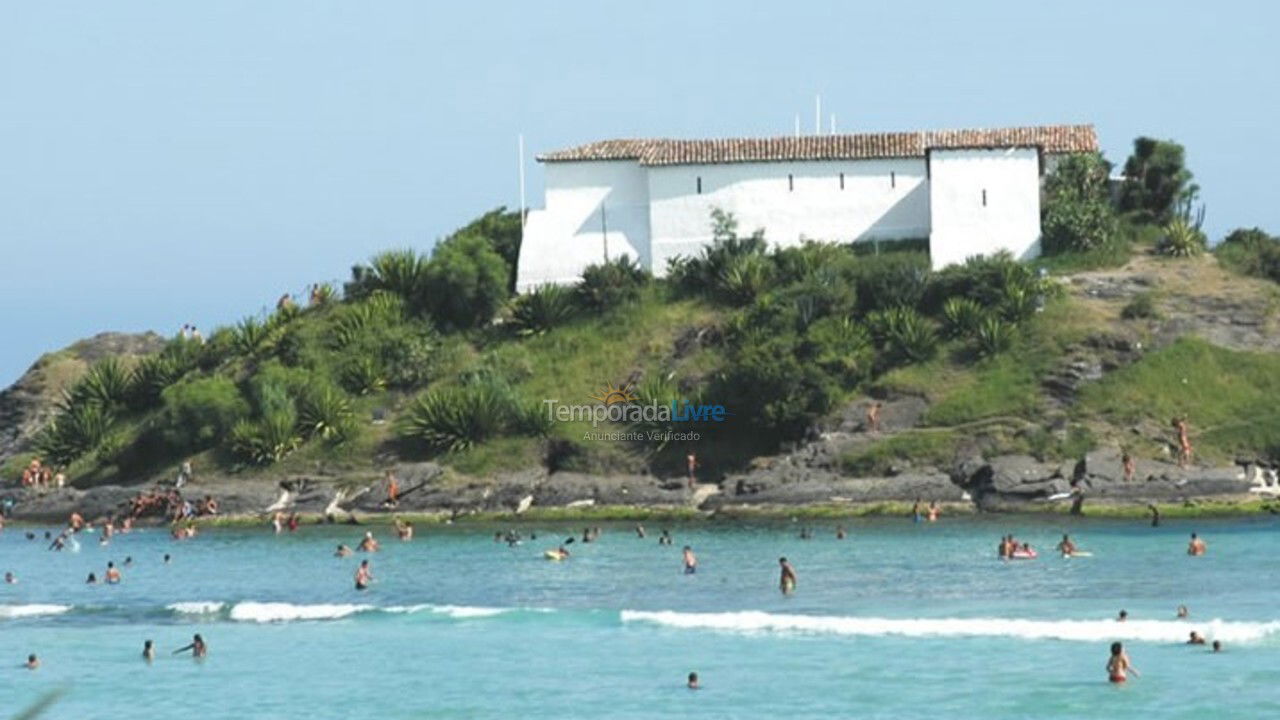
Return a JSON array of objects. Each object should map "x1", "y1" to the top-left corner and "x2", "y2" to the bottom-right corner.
[{"x1": 516, "y1": 128, "x2": 1092, "y2": 291}]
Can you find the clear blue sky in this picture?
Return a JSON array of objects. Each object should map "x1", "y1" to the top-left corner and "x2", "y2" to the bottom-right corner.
[{"x1": 2, "y1": 0, "x2": 1275, "y2": 385}]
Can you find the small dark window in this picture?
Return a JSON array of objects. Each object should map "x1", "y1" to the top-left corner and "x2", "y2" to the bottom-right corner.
[
  {"x1": 890, "y1": 171, "x2": 896, "y2": 188},
  {"x1": 839, "y1": 172, "x2": 845, "y2": 190},
  {"x1": 696, "y1": 177, "x2": 702, "y2": 194},
  {"x1": 788, "y1": 174, "x2": 794, "y2": 192},
  {"x1": 982, "y1": 189, "x2": 988, "y2": 207}
]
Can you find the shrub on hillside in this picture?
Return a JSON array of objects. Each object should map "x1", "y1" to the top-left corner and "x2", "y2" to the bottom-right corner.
[
  {"x1": 974, "y1": 316, "x2": 1015, "y2": 357},
  {"x1": 1157, "y1": 217, "x2": 1207, "y2": 258},
  {"x1": 1215, "y1": 227, "x2": 1280, "y2": 283},
  {"x1": 1041, "y1": 153, "x2": 1120, "y2": 255},
  {"x1": 715, "y1": 253, "x2": 774, "y2": 305},
  {"x1": 296, "y1": 384, "x2": 355, "y2": 443},
  {"x1": 35, "y1": 401, "x2": 117, "y2": 467},
  {"x1": 1120, "y1": 292, "x2": 1159, "y2": 320},
  {"x1": 425, "y1": 233, "x2": 510, "y2": 329},
  {"x1": 868, "y1": 307, "x2": 938, "y2": 364},
  {"x1": 577, "y1": 256, "x2": 650, "y2": 311},
  {"x1": 1117, "y1": 137, "x2": 1197, "y2": 224},
  {"x1": 940, "y1": 297, "x2": 984, "y2": 338},
  {"x1": 157, "y1": 376, "x2": 250, "y2": 452},
  {"x1": 850, "y1": 252, "x2": 931, "y2": 313},
  {"x1": 397, "y1": 380, "x2": 546, "y2": 453},
  {"x1": 509, "y1": 284, "x2": 578, "y2": 336},
  {"x1": 804, "y1": 315, "x2": 874, "y2": 384},
  {"x1": 345, "y1": 249, "x2": 432, "y2": 311},
  {"x1": 67, "y1": 358, "x2": 133, "y2": 410}
]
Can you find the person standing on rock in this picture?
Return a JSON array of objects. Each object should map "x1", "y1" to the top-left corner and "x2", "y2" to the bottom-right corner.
[
  {"x1": 686, "y1": 453, "x2": 698, "y2": 490},
  {"x1": 866, "y1": 402, "x2": 882, "y2": 433},
  {"x1": 1122, "y1": 452, "x2": 1136, "y2": 482},
  {"x1": 384, "y1": 469, "x2": 399, "y2": 507},
  {"x1": 1173, "y1": 417, "x2": 1193, "y2": 468}
]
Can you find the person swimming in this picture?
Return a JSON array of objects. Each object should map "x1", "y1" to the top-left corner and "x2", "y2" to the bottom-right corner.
[
  {"x1": 682, "y1": 546, "x2": 697, "y2": 574},
  {"x1": 1056, "y1": 534, "x2": 1077, "y2": 556},
  {"x1": 174, "y1": 633, "x2": 206, "y2": 658},
  {"x1": 1212, "y1": 640, "x2": 1222, "y2": 652},
  {"x1": 778, "y1": 557, "x2": 797, "y2": 595},
  {"x1": 143, "y1": 640, "x2": 155, "y2": 662},
  {"x1": 1106, "y1": 641, "x2": 1138, "y2": 683},
  {"x1": 335, "y1": 544, "x2": 353, "y2": 557},
  {"x1": 1187, "y1": 533, "x2": 1207, "y2": 556},
  {"x1": 1117, "y1": 609, "x2": 1128, "y2": 622},
  {"x1": 1176, "y1": 605, "x2": 1189, "y2": 619},
  {"x1": 927, "y1": 501, "x2": 939, "y2": 523},
  {"x1": 1187, "y1": 631, "x2": 1206, "y2": 645},
  {"x1": 105, "y1": 561, "x2": 121, "y2": 584},
  {"x1": 3, "y1": 571, "x2": 15, "y2": 584},
  {"x1": 86, "y1": 572, "x2": 98, "y2": 584},
  {"x1": 354, "y1": 559, "x2": 372, "y2": 591},
  {"x1": 687, "y1": 671, "x2": 699, "y2": 690},
  {"x1": 358, "y1": 531, "x2": 379, "y2": 553},
  {"x1": 25, "y1": 654, "x2": 39, "y2": 670},
  {"x1": 394, "y1": 519, "x2": 414, "y2": 541}
]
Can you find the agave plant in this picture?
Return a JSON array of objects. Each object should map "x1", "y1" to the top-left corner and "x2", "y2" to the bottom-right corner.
[
  {"x1": 128, "y1": 354, "x2": 186, "y2": 408},
  {"x1": 805, "y1": 315, "x2": 873, "y2": 382},
  {"x1": 331, "y1": 292, "x2": 408, "y2": 348},
  {"x1": 297, "y1": 385, "x2": 355, "y2": 442},
  {"x1": 340, "y1": 357, "x2": 388, "y2": 395},
  {"x1": 577, "y1": 256, "x2": 649, "y2": 311},
  {"x1": 1159, "y1": 218, "x2": 1207, "y2": 258},
  {"x1": 974, "y1": 315, "x2": 1015, "y2": 357},
  {"x1": 232, "y1": 316, "x2": 271, "y2": 356},
  {"x1": 227, "y1": 408, "x2": 301, "y2": 465},
  {"x1": 398, "y1": 383, "x2": 514, "y2": 453},
  {"x1": 715, "y1": 253, "x2": 774, "y2": 305},
  {"x1": 940, "y1": 297, "x2": 984, "y2": 338},
  {"x1": 68, "y1": 358, "x2": 133, "y2": 409},
  {"x1": 36, "y1": 402, "x2": 116, "y2": 466},
  {"x1": 869, "y1": 307, "x2": 937, "y2": 364},
  {"x1": 509, "y1": 284, "x2": 578, "y2": 336},
  {"x1": 347, "y1": 249, "x2": 432, "y2": 309}
]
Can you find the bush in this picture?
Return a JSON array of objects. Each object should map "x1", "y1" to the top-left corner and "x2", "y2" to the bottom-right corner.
[
  {"x1": 157, "y1": 376, "x2": 250, "y2": 452},
  {"x1": 345, "y1": 249, "x2": 432, "y2": 311},
  {"x1": 128, "y1": 354, "x2": 188, "y2": 409},
  {"x1": 974, "y1": 316, "x2": 1015, "y2": 357},
  {"x1": 340, "y1": 357, "x2": 387, "y2": 395},
  {"x1": 228, "y1": 409, "x2": 301, "y2": 466},
  {"x1": 1041, "y1": 153, "x2": 1120, "y2": 255},
  {"x1": 667, "y1": 208, "x2": 767, "y2": 297},
  {"x1": 714, "y1": 332, "x2": 840, "y2": 438},
  {"x1": 804, "y1": 316, "x2": 874, "y2": 384},
  {"x1": 232, "y1": 316, "x2": 272, "y2": 357},
  {"x1": 851, "y1": 252, "x2": 931, "y2": 313},
  {"x1": 1121, "y1": 292, "x2": 1159, "y2": 320},
  {"x1": 426, "y1": 233, "x2": 510, "y2": 330},
  {"x1": 446, "y1": 207, "x2": 523, "y2": 292},
  {"x1": 577, "y1": 256, "x2": 649, "y2": 311},
  {"x1": 1215, "y1": 227, "x2": 1280, "y2": 283},
  {"x1": 940, "y1": 297, "x2": 984, "y2": 338},
  {"x1": 36, "y1": 402, "x2": 117, "y2": 466},
  {"x1": 296, "y1": 384, "x2": 355, "y2": 443},
  {"x1": 68, "y1": 358, "x2": 133, "y2": 409},
  {"x1": 509, "y1": 284, "x2": 578, "y2": 336},
  {"x1": 397, "y1": 380, "x2": 545, "y2": 453},
  {"x1": 715, "y1": 253, "x2": 774, "y2": 305},
  {"x1": 869, "y1": 307, "x2": 938, "y2": 364},
  {"x1": 1158, "y1": 217, "x2": 1207, "y2": 258}
]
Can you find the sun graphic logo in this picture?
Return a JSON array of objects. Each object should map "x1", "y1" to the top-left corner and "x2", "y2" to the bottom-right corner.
[{"x1": 589, "y1": 382, "x2": 637, "y2": 406}]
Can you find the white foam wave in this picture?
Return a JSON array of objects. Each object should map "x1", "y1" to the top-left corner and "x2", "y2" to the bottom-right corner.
[
  {"x1": 0, "y1": 604, "x2": 72, "y2": 619},
  {"x1": 229, "y1": 602, "x2": 373, "y2": 623},
  {"x1": 167, "y1": 601, "x2": 226, "y2": 615},
  {"x1": 621, "y1": 610, "x2": 1280, "y2": 644}
]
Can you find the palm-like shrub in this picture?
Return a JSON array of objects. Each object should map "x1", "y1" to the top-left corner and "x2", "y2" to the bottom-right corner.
[
  {"x1": 509, "y1": 284, "x2": 578, "y2": 336},
  {"x1": 36, "y1": 402, "x2": 116, "y2": 466},
  {"x1": 309, "y1": 282, "x2": 336, "y2": 306},
  {"x1": 940, "y1": 297, "x2": 984, "y2": 338},
  {"x1": 805, "y1": 315, "x2": 874, "y2": 384},
  {"x1": 232, "y1": 317, "x2": 271, "y2": 356},
  {"x1": 340, "y1": 357, "x2": 387, "y2": 395},
  {"x1": 1159, "y1": 218, "x2": 1207, "y2": 257},
  {"x1": 331, "y1": 292, "x2": 407, "y2": 348},
  {"x1": 346, "y1": 249, "x2": 432, "y2": 309},
  {"x1": 398, "y1": 380, "x2": 546, "y2": 453},
  {"x1": 228, "y1": 408, "x2": 302, "y2": 466},
  {"x1": 715, "y1": 253, "x2": 774, "y2": 305},
  {"x1": 297, "y1": 385, "x2": 355, "y2": 442},
  {"x1": 869, "y1": 307, "x2": 938, "y2": 364},
  {"x1": 128, "y1": 355, "x2": 187, "y2": 408},
  {"x1": 578, "y1": 256, "x2": 649, "y2": 311},
  {"x1": 974, "y1": 316, "x2": 1015, "y2": 357},
  {"x1": 68, "y1": 358, "x2": 133, "y2": 409}
]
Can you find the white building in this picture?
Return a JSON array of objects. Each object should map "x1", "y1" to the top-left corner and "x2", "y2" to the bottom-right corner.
[{"x1": 516, "y1": 125, "x2": 1097, "y2": 291}]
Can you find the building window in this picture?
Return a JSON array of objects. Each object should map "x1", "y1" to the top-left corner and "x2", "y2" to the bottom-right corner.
[
  {"x1": 696, "y1": 177, "x2": 702, "y2": 194},
  {"x1": 890, "y1": 171, "x2": 896, "y2": 188},
  {"x1": 788, "y1": 174, "x2": 794, "y2": 192},
  {"x1": 982, "y1": 189, "x2": 988, "y2": 207},
  {"x1": 839, "y1": 172, "x2": 844, "y2": 190}
]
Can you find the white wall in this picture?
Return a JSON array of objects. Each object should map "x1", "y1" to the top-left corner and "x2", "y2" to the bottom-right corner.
[
  {"x1": 927, "y1": 148, "x2": 1042, "y2": 269},
  {"x1": 516, "y1": 160, "x2": 650, "y2": 292},
  {"x1": 646, "y1": 158, "x2": 929, "y2": 273}
]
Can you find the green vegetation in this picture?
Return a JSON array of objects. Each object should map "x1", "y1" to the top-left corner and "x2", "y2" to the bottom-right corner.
[
  {"x1": 1117, "y1": 137, "x2": 1198, "y2": 225},
  {"x1": 1078, "y1": 338, "x2": 1280, "y2": 461},
  {"x1": 1041, "y1": 152, "x2": 1119, "y2": 255},
  {"x1": 1216, "y1": 227, "x2": 1280, "y2": 284}
]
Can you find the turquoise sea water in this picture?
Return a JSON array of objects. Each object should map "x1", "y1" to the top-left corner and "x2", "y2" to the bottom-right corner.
[{"x1": 1, "y1": 515, "x2": 1277, "y2": 719}]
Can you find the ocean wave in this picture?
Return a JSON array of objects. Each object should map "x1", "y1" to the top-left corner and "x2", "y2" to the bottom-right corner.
[
  {"x1": 167, "y1": 601, "x2": 226, "y2": 615},
  {"x1": 166, "y1": 601, "x2": 539, "y2": 623},
  {"x1": 228, "y1": 602, "x2": 374, "y2": 623},
  {"x1": 620, "y1": 610, "x2": 1280, "y2": 644},
  {"x1": 0, "y1": 603, "x2": 73, "y2": 619}
]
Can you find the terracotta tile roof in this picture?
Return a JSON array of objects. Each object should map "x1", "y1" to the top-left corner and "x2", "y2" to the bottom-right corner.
[{"x1": 538, "y1": 125, "x2": 1097, "y2": 166}]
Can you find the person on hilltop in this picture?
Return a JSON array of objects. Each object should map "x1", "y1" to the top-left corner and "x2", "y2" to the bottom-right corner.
[
  {"x1": 1122, "y1": 451, "x2": 1136, "y2": 482},
  {"x1": 384, "y1": 469, "x2": 400, "y2": 507},
  {"x1": 866, "y1": 401, "x2": 882, "y2": 433}
]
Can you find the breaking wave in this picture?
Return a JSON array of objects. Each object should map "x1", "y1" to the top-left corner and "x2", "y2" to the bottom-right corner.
[
  {"x1": 0, "y1": 603, "x2": 73, "y2": 619},
  {"x1": 620, "y1": 610, "x2": 1280, "y2": 644}
]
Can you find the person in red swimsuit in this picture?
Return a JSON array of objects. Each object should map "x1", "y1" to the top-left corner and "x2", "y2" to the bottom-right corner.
[{"x1": 1106, "y1": 642, "x2": 1139, "y2": 683}]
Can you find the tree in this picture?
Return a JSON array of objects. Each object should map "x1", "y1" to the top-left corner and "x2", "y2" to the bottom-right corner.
[
  {"x1": 1041, "y1": 153, "x2": 1119, "y2": 255},
  {"x1": 425, "y1": 233, "x2": 510, "y2": 330},
  {"x1": 1117, "y1": 137, "x2": 1197, "y2": 224},
  {"x1": 447, "y1": 207, "x2": 523, "y2": 292}
]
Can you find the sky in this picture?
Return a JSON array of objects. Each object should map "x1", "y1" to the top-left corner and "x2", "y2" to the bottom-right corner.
[{"x1": 1, "y1": 0, "x2": 1276, "y2": 385}]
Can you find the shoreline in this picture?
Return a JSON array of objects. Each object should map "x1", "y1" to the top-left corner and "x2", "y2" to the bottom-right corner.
[{"x1": 23, "y1": 497, "x2": 1264, "y2": 529}]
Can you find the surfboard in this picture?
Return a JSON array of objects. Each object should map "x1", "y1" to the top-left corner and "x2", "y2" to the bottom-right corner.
[{"x1": 543, "y1": 550, "x2": 565, "y2": 561}]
